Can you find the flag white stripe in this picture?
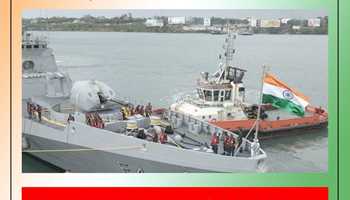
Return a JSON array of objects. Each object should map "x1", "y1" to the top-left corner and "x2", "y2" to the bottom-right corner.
[{"x1": 263, "y1": 82, "x2": 309, "y2": 108}]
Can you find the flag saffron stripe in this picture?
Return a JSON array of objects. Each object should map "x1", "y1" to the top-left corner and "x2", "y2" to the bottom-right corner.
[{"x1": 264, "y1": 73, "x2": 309, "y2": 102}]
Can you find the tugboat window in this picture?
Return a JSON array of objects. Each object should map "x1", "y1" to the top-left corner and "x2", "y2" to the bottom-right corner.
[
  {"x1": 197, "y1": 88, "x2": 204, "y2": 99},
  {"x1": 204, "y1": 90, "x2": 212, "y2": 101},
  {"x1": 22, "y1": 60, "x2": 34, "y2": 71},
  {"x1": 225, "y1": 90, "x2": 231, "y2": 100},
  {"x1": 213, "y1": 90, "x2": 219, "y2": 101}
]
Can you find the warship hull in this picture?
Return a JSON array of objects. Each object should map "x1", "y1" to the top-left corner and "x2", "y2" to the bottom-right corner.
[{"x1": 23, "y1": 119, "x2": 265, "y2": 173}]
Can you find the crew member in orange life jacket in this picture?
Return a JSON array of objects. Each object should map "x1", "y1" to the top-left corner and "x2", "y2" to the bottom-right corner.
[
  {"x1": 211, "y1": 133, "x2": 219, "y2": 154},
  {"x1": 159, "y1": 130, "x2": 167, "y2": 144},
  {"x1": 223, "y1": 132, "x2": 230, "y2": 155},
  {"x1": 229, "y1": 135, "x2": 236, "y2": 156}
]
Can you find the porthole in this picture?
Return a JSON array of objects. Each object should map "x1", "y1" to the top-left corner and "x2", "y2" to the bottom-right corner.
[{"x1": 22, "y1": 60, "x2": 34, "y2": 71}]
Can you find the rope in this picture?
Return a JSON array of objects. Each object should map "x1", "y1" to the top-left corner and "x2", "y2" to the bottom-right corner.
[
  {"x1": 23, "y1": 145, "x2": 145, "y2": 153},
  {"x1": 33, "y1": 111, "x2": 66, "y2": 127}
]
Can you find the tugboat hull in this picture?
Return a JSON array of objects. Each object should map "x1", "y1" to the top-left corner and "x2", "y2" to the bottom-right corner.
[{"x1": 210, "y1": 111, "x2": 327, "y2": 139}]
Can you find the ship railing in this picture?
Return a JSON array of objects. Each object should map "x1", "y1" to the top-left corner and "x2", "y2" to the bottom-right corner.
[
  {"x1": 40, "y1": 107, "x2": 70, "y2": 129},
  {"x1": 177, "y1": 94, "x2": 227, "y2": 108},
  {"x1": 167, "y1": 110, "x2": 266, "y2": 158}
]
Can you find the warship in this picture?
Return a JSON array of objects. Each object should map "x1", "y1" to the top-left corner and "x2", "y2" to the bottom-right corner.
[
  {"x1": 21, "y1": 31, "x2": 267, "y2": 173},
  {"x1": 170, "y1": 30, "x2": 328, "y2": 138}
]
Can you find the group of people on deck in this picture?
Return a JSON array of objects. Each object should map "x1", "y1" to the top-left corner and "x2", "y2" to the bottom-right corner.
[
  {"x1": 121, "y1": 102, "x2": 153, "y2": 120},
  {"x1": 211, "y1": 132, "x2": 237, "y2": 156},
  {"x1": 26, "y1": 101, "x2": 42, "y2": 122},
  {"x1": 128, "y1": 125, "x2": 169, "y2": 144},
  {"x1": 85, "y1": 112, "x2": 104, "y2": 128}
]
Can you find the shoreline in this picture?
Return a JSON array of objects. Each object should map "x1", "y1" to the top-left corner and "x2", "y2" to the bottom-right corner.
[{"x1": 27, "y1": 29, "x2": 328, "y2": 35}]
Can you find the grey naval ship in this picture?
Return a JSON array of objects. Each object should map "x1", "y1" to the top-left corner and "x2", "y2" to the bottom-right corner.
[{"x1": 21, "y1": 31, "x2": 266, "y2": 173}]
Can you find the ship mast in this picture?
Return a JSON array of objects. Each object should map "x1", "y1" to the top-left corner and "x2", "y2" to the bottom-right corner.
[
  {"x1": 222, "y1": 25, "x2": 236, "y2": 81},
  {"x1": 254, "y1": 65, "x2": 267, "y2": 142}
]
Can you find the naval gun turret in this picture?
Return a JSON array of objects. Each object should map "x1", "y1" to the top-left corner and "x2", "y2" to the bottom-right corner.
[{"x1": 70, "y1": 80, "x2": 125, "y2": 112}]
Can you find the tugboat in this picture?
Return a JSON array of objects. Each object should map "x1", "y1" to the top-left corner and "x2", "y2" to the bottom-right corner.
[
  {"x1": 170, "y1": 29, "x2": 327, "y2": 138},
  {"x1": 22, "y1": 31, "x2": 266, "y2": 172}
]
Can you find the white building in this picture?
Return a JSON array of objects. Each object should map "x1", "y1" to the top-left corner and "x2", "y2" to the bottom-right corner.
[
  {"x1": 168, "y1": 17, "x2": 186, "y2": 25},
  {"x1": 203, "y1": 17, "x2": 211, "y2": 26},
  {"x1": 307, "y1": 18, "x2": 321, "y2": 27},
  {"x1": 292, "y1": 25, "x2": 301, "y2": 30},
  {"x1": 248, "y1": 18, "x2": 257, "y2": 27},
  {"x1": 280, "y1": 18, "x2": 291, "y2": 24},
  {"x1": 260, "y1": 19, "x2": 281, "y2": 28},
  {"x1": 145, "y1": 19, "x2": 164, "y2": 27}
]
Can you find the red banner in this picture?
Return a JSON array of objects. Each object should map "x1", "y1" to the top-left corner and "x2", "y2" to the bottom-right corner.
[{"x1": 22, "y1": 187, "x2": 328, "y2": 200}]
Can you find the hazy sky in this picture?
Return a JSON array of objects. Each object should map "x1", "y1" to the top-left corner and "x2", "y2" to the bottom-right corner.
[{"x1": 23, "y1": 9, "x2": 327, "y2": 19}]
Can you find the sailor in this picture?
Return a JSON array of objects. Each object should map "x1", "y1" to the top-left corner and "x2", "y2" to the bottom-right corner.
[
  {"x1": 145, "y1": 102, "x2": 152, "y2": 117},
  {"x1": 95, "y1": 113, "x2": 104, "y2": 129},
  {"x1": 121, "y1": 108, "x2": 127, "y2": 120},
  {"x1": 159, "y1": 130, "x2": 168, "y2": 144},
  {"x1": 129, "y1": 104, "x2": 135, "y2": 116},
  {"x1": 210, "y1": 133, "x2": 219, "y2": 154},
  {"x1": 223, "y1": 132, "x2": 230, "y2": 155},
  {"x1": 67, "y1": 114, "x2": 75, "y2": 123},
  {"x1": 30, "y1": 103, "x2": 36, "y2": 120},
  {"x1": 237, "y1": 134, "x2": 243, "y2": 153},
  {"x1": 152, "y1": 132, "x2": 159, "y2": 143},
  {"x1": 229, "y1": 135, "x2": 236, "y2": 156},
  {"x1": 125, "y1": 106, "x2": 131, "y2": 117},
  {"x1": 85, "y1": 113, "x2": 90, "y2": 125},
  {"x1": 140, "y1": 105, "x2": 145, "y2": 116},
  {"x1": 27, "y1": 101, "x2": 32, "y2": 119},
  {"x1": 36, "y1": 104, "x2": 42, "y2": 122},
  {"x1": 136, "y1": 128, "x2": 147, "y2": 140},
  {"x1": 135, "y1": 105, "x2": 140, "y2": 114}
]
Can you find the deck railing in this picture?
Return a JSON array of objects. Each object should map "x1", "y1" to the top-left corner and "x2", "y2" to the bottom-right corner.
[{"x1": 168, "y1": 109, "x2": 266, "y2": 158}]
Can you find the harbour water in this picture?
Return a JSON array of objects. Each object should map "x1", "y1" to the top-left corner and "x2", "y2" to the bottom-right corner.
[{"x1": 23, "y1": 31, "x2": 328, "y2": 172}]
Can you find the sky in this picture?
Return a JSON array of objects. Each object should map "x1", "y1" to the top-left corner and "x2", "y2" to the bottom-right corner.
[{"x1": 23, "y1": 9, "x2": 327, "y2": 19}]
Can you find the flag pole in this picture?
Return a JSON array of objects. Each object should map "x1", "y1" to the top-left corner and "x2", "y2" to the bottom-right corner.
[{"x1": 254, "y1": 65, "x2": 267, "y2": 142}]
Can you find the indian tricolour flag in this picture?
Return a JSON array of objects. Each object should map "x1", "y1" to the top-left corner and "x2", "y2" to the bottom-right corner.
[{"x1": 262, "y1": 73, "x2": 310, "y2": 116}]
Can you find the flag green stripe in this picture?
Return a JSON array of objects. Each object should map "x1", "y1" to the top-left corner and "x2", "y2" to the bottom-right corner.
[{"x1": 262, "y1": 94, "x2": 305, "y2": 116}]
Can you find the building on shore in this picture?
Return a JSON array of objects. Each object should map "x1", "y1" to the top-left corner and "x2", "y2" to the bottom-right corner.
[
  {"x1": 280, "y1": 18, "x2": 291, "y2": 24},
  {"x1": 203, "y1": 17, "x2": 211, "y2": 26},
  {"x1": 292, "y1": 25, "x2": 301, "y2": 30},
  {"x1": 182, "y1": 25, "x2": 207, "y2": 32},
  {"x1": 248, "y1": 17, "x2": 257, "y2": 27},
  {"x1": 259, "y1": 19, "x2": 281, "y2": 28},
  {"x1": 145, "y1": 19, "x2": 164, "y2": 27},
  {"x1": 307, "y1": 18, "x2": 321, "y2": 27},
  {"x1": 168, "y1": 16, "x2": 186, "y2": 25}
]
